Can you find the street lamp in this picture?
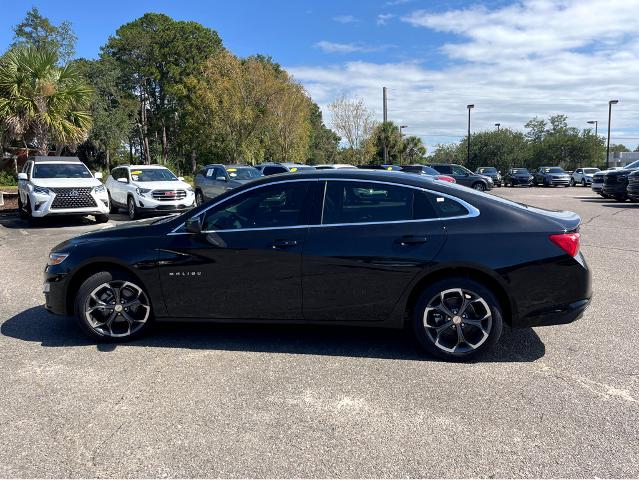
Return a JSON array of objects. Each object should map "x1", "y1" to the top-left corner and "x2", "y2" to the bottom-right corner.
[
  {"x1": 399, "y1": 125, "x2": 408, "y2": 164},
  {"x1": 587, "y1": 120, "x2": 598, "y2": 137},
  {"x1": 606, "y1": 100, "x2": 618, "y2": 169},
  {"x1": 494, "y1": 123, "x2": 500, "y2": 131},
  {"x1": 467, "y1": 104, "x2": 474, "y2": 164}
]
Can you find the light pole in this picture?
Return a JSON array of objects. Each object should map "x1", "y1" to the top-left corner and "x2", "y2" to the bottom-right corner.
[
  {"x1": 494, "y1": 123, "x2": 500, "y2": 131},
  {"x1": 606, "y1": 100, "x2": 618, "y2": 169},
  {"x1": 467, "y1": 104, "x2": 474, "y2": 164},
  {"x1": 399, "y1": 125, "x2": 407, "y2": 164},
  {"x1": 587, "y1": 120, "x2": 598, "y2": 137}
]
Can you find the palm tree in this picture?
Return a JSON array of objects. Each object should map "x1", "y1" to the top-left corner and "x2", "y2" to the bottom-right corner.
[
  {"x1": 402, "y1": 135, "x2": 427, "y2": 164},
  {"x1": 0, "y1": 47, "x2": 92, "y2": 155}
]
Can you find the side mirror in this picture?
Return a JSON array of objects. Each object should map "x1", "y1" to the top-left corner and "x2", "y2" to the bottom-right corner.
[
  {"x1": 216, "y1": 176, "x2": 227, "y2": 182},
  {"x1": 117, "y1": 177, "x2": 128, "y2": 183},
  {"x1": 18, "y1": 173, "x2": 28, "y2": 180},
  {"x1": 185, "y1": 216, "x2": 202, "y2": 234},
  {"x1": 94, "y1": 172, "x2": 103, "y2": 180},
  {"x1": 178, "y1": 176, "x2": 185, "y2": 181}
]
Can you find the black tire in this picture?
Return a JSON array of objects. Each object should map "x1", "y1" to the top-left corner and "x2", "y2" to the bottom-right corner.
[
  {"x1": 127, "y1": 196, "x2": 138, "y2": 220},
  {"x1": 569, "y1": 178, "x2": 575, "y2": 187},
  {"x1": 108, "y1": 192, "x2": 118, "y2": 214},
  {"x1": 614, "y1": 194, "x2": 627, "y2": 202},
  {"x1": 95, "y1": 214, "x2": 109, "y2": 224},
  {"x1": 17, "y1": 195, "x2": 28, "y2": 219},
  {"x1": 472, "y1": 182, "x2": 486, "y2": 192},
  {"x1": 195, "y1": 189, "x2": 204, "y2": 207},
  {"x1": 411, "y1": 277, "x2": 504, "y2": 361},
  {"x1": 581, "y1": 179, "x2": 586, "y2": 187},
  {"x1": 74, "y1": 270, "x2": 153, "y2": 341}
]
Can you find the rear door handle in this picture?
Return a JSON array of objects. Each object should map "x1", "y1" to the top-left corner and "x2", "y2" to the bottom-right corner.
[
  {"x1": 269, "y1": 239, "x2": 298, "y2": 249},
  {"x1": 395, "y1": 235, "x2": 428, "y2": 246}
]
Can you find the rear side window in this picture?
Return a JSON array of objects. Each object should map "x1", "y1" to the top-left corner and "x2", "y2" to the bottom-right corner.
[
  {"x1": 432, "y1": 165, "x2": 452, "y2": 174},
  {"x1": 414, "y1": 191, "x2": 469, "y2": 219},
  {"x1": 323, "y1": 181, "x2": 414, "y2": 224}
]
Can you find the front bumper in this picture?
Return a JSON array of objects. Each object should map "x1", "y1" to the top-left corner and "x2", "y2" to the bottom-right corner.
[
  {"x1": 591, "y1": 182, "x2": 603, "y2": 193},
  {"x1": 511, "y1": 177, "x2": 533, "y2": 186},
  {"x1": 29, "y1": 191, "x2": 110, "y2": 218},
  {"x1": 627, "y1": 184, "x2": 639, "y2": 200},
  {"x1": 43, "y1": 267, "x2": 70, "y2": 315},
  {"x1": 135, "y1": 193, "x2": 195, "y2": 213},
  {"x1": 546, "y1": 177, "x2": 570, "y2": 186},
  {"x1": 602, "y1": 182, "x2": 628, "y2": 196}
]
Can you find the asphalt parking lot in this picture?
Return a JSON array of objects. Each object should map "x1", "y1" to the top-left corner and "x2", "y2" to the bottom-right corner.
[{"x1": 0, "y1": 186, "x2": 637, "y2": 478}]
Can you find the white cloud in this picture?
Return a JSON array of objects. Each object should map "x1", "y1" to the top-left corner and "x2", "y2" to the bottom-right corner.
[
  {"x1": 333, "y1": 15, "x2": 358, "y2": 24},
  {"x1": 377, "y1": 14, "x2": 396, "y2": 26},
  {"x1": 291, "y1": 0, "x2": 639, "y2": 150},
  {"x1": 315, "y1": 41, "x2": 394, "y2": 54}
]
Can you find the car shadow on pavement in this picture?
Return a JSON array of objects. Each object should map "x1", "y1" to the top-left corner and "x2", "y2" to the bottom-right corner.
[
  {"x1": 2, "y1": 305, "x2": 546, "y2": 363},
  {"x1": 0, "y1": 212, "x2": 131, "y2": 229}
]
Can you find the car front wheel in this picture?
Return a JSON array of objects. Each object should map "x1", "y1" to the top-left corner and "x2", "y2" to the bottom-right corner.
[
  {"x1": 74, "y1": 270, "x2": 152, "y2": 341},
  {"x1": 411, "y1": 278, "x2": 503, "y2": 361},
  {"x1": 127, "y1": 196, "x2": 138, "y2": 220},
  {"x1": 472, "y1": 182, "x2": 486, "y2": 191},
  {"x1": 195, "y1": 189, "x2": 204, "y2": 207}
]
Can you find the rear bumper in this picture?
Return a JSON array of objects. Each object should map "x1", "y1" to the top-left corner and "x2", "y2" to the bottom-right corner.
[{"x1": 517, "y1": 298, "x2": 590, "y2": 328}]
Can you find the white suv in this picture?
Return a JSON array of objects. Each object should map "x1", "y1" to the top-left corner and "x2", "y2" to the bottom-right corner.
[
  {"x1": 570, "y1": 167, "x2": 600, "y2": 186},
  {"x1": 17, "y1": 156, "x2": 109, "y2": 223},
  {"x1": 105, "y1": 165, "x2": 195, "y2": 220}
]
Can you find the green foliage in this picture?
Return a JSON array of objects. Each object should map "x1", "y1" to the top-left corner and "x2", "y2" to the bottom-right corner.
[
  {"x1": 369, "y1": 121, "x2": 403, "y2": 163},
  {"x1": 0, "y1": 169, "x2": 18, "y2": 186},
  {"x1": 428, "y1": 143, "x2": 464, "y2": 165},
  {"x1": 11, "y1": 7, "x2": 77, "y2": 64},
  {"x1": 307, "y1": 103, "x2": 340, "y2": 164},
  {"x1": 402, "y1": 136, "x2": 427, "y2": 163},
  {"x1": 0, "y1": 46, "x2": 92, "y2": 154},
  {"x1": 610, "y1": 144, "x2": 630, "y2": 153}
]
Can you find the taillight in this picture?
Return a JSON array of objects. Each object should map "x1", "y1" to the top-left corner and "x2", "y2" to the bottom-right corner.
[
  {"x1": 436, "y1": 175, "x2": 456, "y2": 183},
  {"x1": 549, "y1": 232, "x2": 580, "y2": 257}
]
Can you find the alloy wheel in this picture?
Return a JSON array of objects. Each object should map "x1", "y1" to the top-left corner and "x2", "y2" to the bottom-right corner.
[
  {"x1": 473, "y1": 183, "x2": 486, "y2": 191},
  {"x1": 196, "y1": 191, "x2": 203, "y2": 207},
  {"x1": 83, "y1": 280, "x2": 151, "y2": 337},
  {"x1": 128, "y1": 198, "x2": 136, "y2": 219},
  {"x1": 422, "y1": 288, "x2": 492, "y2": 354}
]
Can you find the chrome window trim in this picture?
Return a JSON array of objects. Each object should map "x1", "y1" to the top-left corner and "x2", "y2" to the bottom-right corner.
[{"x1": 169, "y1": 177, "x2": 479, "y2": 235}]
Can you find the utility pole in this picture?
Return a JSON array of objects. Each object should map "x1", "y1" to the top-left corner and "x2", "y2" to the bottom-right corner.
[
  {"x1": 383, "y1": 87, "x2": 388, "y2": 163},
  {"x1": 587, "y1": 120, "x2": 598, "y2": 137},
  {"x1": 467, "y1": 104, "x2": 474, "y2": 165},
  {"x1": 399, "y1": 125, "x2": 407, "y2": 165},
  {"x1": 606, "y1": 100, "x2": 618, "y2": 169}
]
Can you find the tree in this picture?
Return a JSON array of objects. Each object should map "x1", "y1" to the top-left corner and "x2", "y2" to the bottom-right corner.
[
  {"x1": 0, "y1": 47, "x2": 92, "y2": 155},
  {"x1": 610, "y1": 144, "x2": 630, "y2": 153},
  {"x1": 463, "y1": 128, "x2": 530, "y2": 172},
  {"x1": 74, "y1": 57, "x2": 137, "y2": 170},
  {"x1": 103, "y1": 13, "x2": 223, "y2": 165},
  {"x1": 307, "y1": 103, "x2": 340, "y2": 164},
  {"x1": 11, "y1": 7, "x2": 77, "y2": 63},
  {"x1": 429, "y1": 143, "x2": 464, "y2": 164},
  {"x1": 369, "y1": 121, "x2": 403, "y2": 163},
  {"x1": 402, "y1": 136, "x2": 427, "y2": 163},
  {"x1": 328, "y1": 96, "x2": 375, "y2": 156}
]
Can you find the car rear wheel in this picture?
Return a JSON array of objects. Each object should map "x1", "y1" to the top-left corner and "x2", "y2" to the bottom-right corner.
[
  {"x1": 614, "y1": 194, "x2": 627, "y2": 202},
  {"x1": 74, "y1": 270, "x2": 152, "y2": 341},
  {"x1": 411, "y1": 278, "x2": 503, "y2": 361},
  {"x1": 195, "y1": 189, "x2": 204, "y2": 207},
  {"x1": 569, "y1": 178, "x2": 575, "y2": 186},
  {"x1": 472, "y1": 182, "x2": 486, "y2": 191},
  {"x1": 127, "y1": 196, "x2": 138, "y2": 220}
]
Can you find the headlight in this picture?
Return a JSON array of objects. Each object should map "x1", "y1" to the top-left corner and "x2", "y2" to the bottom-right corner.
[
  {"x1": 48, "y1": 253, "x2": 69, "y2": 266},
  {"x1": 94, "y1": 184, "x2": 106, "y2": 194},
  {"x1": 33, "y1": 185, "x2": 51, "y2": 195},
  {"x1": 136, "y1": 187, "x2": 152, "y2": 197},
  {"x1": 186, "y1": 186, "x2": 194, "y2": 193}
]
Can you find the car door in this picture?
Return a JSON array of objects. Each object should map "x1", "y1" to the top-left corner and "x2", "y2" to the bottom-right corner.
[
  {"x1": 159, "y1": 179, "x2": 317, "y2": 319},
  {"x1": 302, "y1": 180, "x2": 447, "y2": 322},
  {"x1": 109, "y1": 167, "x2": 127, "y2": 205},
  {"x1": 18, "y1": 160, "x2": 32, "y2": 204}
]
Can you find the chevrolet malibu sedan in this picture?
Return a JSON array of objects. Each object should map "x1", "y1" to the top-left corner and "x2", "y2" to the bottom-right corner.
[{"x1": 44, "y1": 170, "x2": 591, "y2": 361}]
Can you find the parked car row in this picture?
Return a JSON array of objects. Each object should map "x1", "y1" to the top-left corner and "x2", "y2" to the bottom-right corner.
[{"x1": 592, "y1": 160, "x2": 639, "y2": 202}]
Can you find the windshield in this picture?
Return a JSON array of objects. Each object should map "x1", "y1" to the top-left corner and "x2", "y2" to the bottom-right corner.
[
  {"x1": 130, "y1": 168, "x2": 178, "y2": 182},
  {"x1": 625, "y1": 160, "x2": 639, "y2": 169},
  {"x1": 227, "y1": 167, "x2": 261, "y2": 180},
  {"x1": 288, "y1": 166, "x2": 315, "y2": 172},
  {"x1": 33, "y1": 163, "x2": 93, "y2": 179},
  {"x1": 583, "y1": 168, "x2": 599, "y2": 174},
  {"x1": 478, "y1": 167, "x2": 497, "y2": 174},
  {"x1": 542, "y1": 167, "x2": 564, "y2": 173},
  {"x1": 512, "y1": 168, "x2": 529, "y2": 174}
]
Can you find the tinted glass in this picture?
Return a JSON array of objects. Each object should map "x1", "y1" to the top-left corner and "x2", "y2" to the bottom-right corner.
[
  {"x1": 583, "y1": 168, "x2": 599, "y2": 174},
  {"x1": 130, "y1": 168, "x2": 178, "y2": 182},
  {"x1": 430, "y1": 194, "x2": 469, "y2": 218},
  {"x1": 226, "y1": 167, "x2": 262, "y2": 179},
  {"x1": 431, "y1": 165, "x2": 452, "y2": 174},
  {"x1": 512, "y1": 168, "x2": 529, "y2": 174},
  {"x1": 477, "y1": 167, "x2": 497, "y2": 174},
  {"x1": 625, "y1": 160, "x2": 639, "y2": 169},
  {"x1": 203, "y1": 181, "x2": 310, "y2": 230},
  {"x1": 263, "y1": 166, "x2": 287, "y2": 175},
  {"x1": 452, "y1": 165, "x2": 471, "y2": 175},
  {"x1": 413, "y1": 191, "x2": 438, "y2": 219},
  {"x1": 33, "y1": 163, "x2": 92, "y2": 179},
  {"x1": 323, "y1": 181, "x2": 413, "y2": 224}
]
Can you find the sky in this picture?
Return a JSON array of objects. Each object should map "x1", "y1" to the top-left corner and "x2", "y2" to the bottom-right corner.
[{"x1": 2, "y1": 0, "x2": 639, "y2": 151}]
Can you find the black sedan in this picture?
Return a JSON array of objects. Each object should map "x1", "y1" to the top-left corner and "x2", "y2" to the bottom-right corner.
[
  {"x1": 504, "y1": 168, "x2": 534, "y2": 187},
  {"x1": 43, "y1": 170, "x2": 591, "y2": 361},
  {"x1": 628, "y1": 170, "x2": 639, "y2": 202}
]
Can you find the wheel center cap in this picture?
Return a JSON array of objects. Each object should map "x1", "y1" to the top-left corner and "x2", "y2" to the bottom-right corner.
[
  {"x1": 114, "y1": 304, "x2": 123, "y2": 312},
  {"x1": 452, "y1": 315, "x2": 462, "y2": 325}
]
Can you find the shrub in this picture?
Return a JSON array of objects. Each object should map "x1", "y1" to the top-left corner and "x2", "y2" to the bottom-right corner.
[{"x1": 0, "y1": 170, "x2": 18, "y2": 186}]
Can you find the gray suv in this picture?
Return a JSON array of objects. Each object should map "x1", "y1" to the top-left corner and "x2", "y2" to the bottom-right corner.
[
  {"x1": 194, "y1": 164, "x2": 262, "y2": 205},
  {"x1": 429, "y1": 164, "x2": 493, "y2": 191}
]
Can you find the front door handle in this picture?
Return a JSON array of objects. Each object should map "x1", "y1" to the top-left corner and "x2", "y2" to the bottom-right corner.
[
  {"x1": 395, "y1": 235, "x2": 428, "y2": 246},
  {"x1": 269, "y1": 239, "x2": 298, "y2": 249}
]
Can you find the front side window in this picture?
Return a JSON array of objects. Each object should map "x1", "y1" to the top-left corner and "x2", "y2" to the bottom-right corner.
[
  {"x1": 202, "y1": 181, "x2": 311, "y2": 231},
  {"x1": 32, "y1": 163, "x2": 92, "y2": 179},
  {"x1": 130, "y1": 168, "x2": 177, "y2": 182},
  {"x1": 452, "y1": 165, "x2": 471, "y2": 176},
  {"x1": 226, "y1": 167, "x2": 261, "y2": 180}
]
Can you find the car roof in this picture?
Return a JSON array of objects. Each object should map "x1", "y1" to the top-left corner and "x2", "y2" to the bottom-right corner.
[
  {"x1": 203, "y1": 164, "x2": 256, "y2": 169},
  {"x1": 30, "y1": 156, "x2": 82, "y2": 163},
  {"x1": 120, "y1": 165, "x2": 170, "y2": 169}
]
